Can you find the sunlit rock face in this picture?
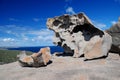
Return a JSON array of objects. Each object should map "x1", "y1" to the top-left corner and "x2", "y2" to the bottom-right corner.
[
  {"x1": 47, "y1": 13, "x2": 112, "y2": 59},
  {"x1": 17, "y1": 47, "x2": 51, "y2": 67},
  {"x1": 106, "y1": 17, "x2": 120, "y2": 53}
]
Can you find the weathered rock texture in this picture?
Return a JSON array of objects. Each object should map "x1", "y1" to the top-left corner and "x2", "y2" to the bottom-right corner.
[
  {"x1": 47, "y1": 13, "x2": 112, "y2": 59},
  {"x1": 106, "y1": 17, "x2": 120, "y2": 53},
  {"x1": 0, "y1": 53, "x2": 120, "y2": 80},
  {"x1": 17, "y1": 47, "x2": 51, "y2": 67}
]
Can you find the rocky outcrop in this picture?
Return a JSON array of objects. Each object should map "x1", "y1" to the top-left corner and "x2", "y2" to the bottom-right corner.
[
  {"x1": 106, "y1": 17, "x2": 120, "y2": 53},
  {"x1": 47, "y1": 13, "x2": 112, "y2": 59},
  {"x1": 0, "y1": 53, "x2": 120, "y2": 80},
  {"x1": 17, "y1": 47, "x2": 51, "y2": 67}
]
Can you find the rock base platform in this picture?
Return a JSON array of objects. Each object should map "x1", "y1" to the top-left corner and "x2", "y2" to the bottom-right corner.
[{"x1": 0, "y1": 53, "x2": 119, "y2": 80}]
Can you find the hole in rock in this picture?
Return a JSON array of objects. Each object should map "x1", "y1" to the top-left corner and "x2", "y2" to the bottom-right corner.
[
  {"x1": 72, "y1": 23, "x2": 104, "y2": 41},
  {"x1": 53, "y1": 20, "x2": 62, "y2": 26}
]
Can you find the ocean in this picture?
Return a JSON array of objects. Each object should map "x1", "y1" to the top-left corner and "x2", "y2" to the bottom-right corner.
[{"x1": 7, "y1": 46, "x2": 64, "y2": 54}]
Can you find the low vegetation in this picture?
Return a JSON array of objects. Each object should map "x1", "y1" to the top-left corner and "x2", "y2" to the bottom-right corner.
[{"x1": 0, "y1": 49, "x2": 33, "y2": 65}]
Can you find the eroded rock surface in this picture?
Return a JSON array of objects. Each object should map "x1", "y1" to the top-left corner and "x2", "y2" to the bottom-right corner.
[
  {"x1": 17, "y1": 47, "x2": 51, "y2": 67},
  {"x1": 0, "y1": 53, "x2": 120, "y2": 80},
  {"x1": 47, "y1": 13, "x2": 112, "y2": 59},
  {"x1": 106, "y1": 17, "x2": 120, "y2": 53}
]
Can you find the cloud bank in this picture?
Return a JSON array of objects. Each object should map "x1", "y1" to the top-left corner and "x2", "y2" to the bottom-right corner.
[
  {"x1": 111, "y1": 21, "x2": 117, "y2": 25},
  {"x1": 92, "y1": 20, "x2": 107, "y2": 30},
  {"x1": 66, "y1": 7, "x2": 75, "y2": 14},
  {"x1": 0, "y1": 25, "x2": 53, "y2": 47}
]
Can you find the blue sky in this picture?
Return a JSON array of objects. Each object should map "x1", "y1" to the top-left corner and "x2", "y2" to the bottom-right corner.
[{"x1": 0, "y1": 0, "x2": 120, "y2": 47}]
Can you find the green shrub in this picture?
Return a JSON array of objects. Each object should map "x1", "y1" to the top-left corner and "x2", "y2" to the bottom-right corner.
[{"x1": 0, "y1": 50, "x2": 33, "y2": 65}]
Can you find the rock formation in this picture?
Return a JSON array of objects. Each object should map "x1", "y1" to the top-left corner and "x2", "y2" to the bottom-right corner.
[
  {"x1": 17, "y1": 47, "x2": 51, "y2": 67},
  {"x1": 106, "y1": 17, "x2": 120, "y2": 53},
  {"x1": 47, "y1": 13, "x2": 112, "y2": 59}
]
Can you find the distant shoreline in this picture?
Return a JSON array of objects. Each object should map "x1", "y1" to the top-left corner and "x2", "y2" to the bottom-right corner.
[
  {"x1": 6, "y1": 46, "x2": 64, "y2": 54},
  {"x1": 0, "y1": 46, "x2": 64, "y2": 64}
]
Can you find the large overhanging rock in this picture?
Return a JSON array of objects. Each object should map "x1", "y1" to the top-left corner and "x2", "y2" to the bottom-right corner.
[
  {"x1": 106, "y1": 17, "x2": 120, "y2": 53},
  {"x1": 17, "y1": 47, "x2": 51, "y2": 67},
  {"x1": 47, "y1": 13, "x2": 112, "y2": 59}
]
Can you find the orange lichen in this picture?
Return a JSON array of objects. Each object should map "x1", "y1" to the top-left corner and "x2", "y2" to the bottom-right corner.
[
  {"x1": 39, "y1": 47, "x2": 51, "y2": 65},
  {"x1": 22, "y1": 56, "x2": 33, "y2": 62},
  {"x1": 85, "y1": 39, "x2": 102, "y2": 59}
]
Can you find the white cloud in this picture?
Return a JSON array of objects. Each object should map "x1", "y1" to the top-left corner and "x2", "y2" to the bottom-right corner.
[
  {"x1": 23, "y1": 37, "x2": 28, "y2": 41},
  {"x1": 6, "y1": 30, "x2": 12, "y2": 34},
  {"x1": 37, "y1": 35, "x2": 52, "y2": 41},
  {"x1": 66, "y1": 7, "x2": 75, "y2": 14},
  {"x1": 111, "y1": 21, "x2": 117, "y2": 25},
  {"x1": 30, "y1": 29, "x2": 53, "y2": 42},
  {"x1": 0, "y1": 25, "x2": 28, "y2": 37},
  {"x1": 0, "y1": 25, "x2": 26, "y2": 32},
  {"x1": 33, "y1": 18, "x2": 40, "y2": 22},
  {"x1": 3, "y1": 38, "x2": 15, "y2": 42},
  {"x1": 32, "y1": 39, "x2": 35, "y2": 41},
  {"x1": 0, "y1": 38, "x2": 17, "y2": 47},
  {"x1": 29, "y1": 29, "x2": 53, "y2": 35},
  {"x1": 9, "y1": 18, "x2": 19, "y2": 21},
  {"x1": 92, "y1": 20, "x2": 107, "y2": 30},
  {"x1": 21, "y1": 29, "x2": 53, "y2": 45}
]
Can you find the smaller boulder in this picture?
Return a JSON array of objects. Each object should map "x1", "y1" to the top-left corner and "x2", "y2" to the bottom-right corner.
[
  {"x1": 17, "y1": 47, "x2": 51, "y2": 67},
  {"x1": 106, "y1": 17, "x2": 120, "y2": 53}
]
